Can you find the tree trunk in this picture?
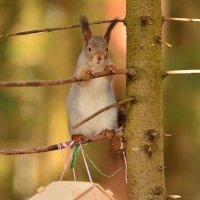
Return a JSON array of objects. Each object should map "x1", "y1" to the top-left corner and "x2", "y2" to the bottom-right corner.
[{"x1": 125, "y1": 0, "x2": 166, "y2": 199}]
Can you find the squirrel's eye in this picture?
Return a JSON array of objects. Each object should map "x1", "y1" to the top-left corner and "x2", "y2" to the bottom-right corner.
[
  {"x1": 88, "y1": 46, "x2": 92, "y2": 51},
  {"x1": 106, "y1": 48, "x2": 108, "y2": 51}
]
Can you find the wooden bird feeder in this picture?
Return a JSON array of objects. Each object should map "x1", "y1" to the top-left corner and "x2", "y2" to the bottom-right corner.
[{"x1": 29, "y1": 181, "x2": 115, "y2": 200}]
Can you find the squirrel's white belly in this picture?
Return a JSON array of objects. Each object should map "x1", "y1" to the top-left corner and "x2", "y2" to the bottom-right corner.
[{"x1": 67, "y1": 77, "x2": 117, "y2": 136}]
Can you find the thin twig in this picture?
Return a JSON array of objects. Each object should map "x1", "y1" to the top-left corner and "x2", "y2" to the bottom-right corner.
[
  {"x1": 0, "y1": 19, "x2": 124, "y2": 38},
  {"x1": 0, "y1": 69, "x2": 128, "y2": 88},
  {"x1": 166, "y1": 194, "x2": 181, "y2": 199},
  {"x1": 0, "y1": 131, "x2": 112, "y2": 155},
  {"x1": 164, "y1": 16, "x2": 200, "y2": 23},
  {"x1": 72, "y1": 96, "x2": 137, "y2": 129},
  {"x1": 163, "y1": 69, "x2": 200, "y2": 78},
  {"x1": 154, "y1": 36, "x2": 172, "y2": 48},
  {"x1": 158, "y1": 39, "x2": 172, "y2": 48}
]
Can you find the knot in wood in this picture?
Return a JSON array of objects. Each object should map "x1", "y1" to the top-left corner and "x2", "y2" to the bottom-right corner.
[
  {"x1": 143, "y1": 144, "x2": 152, "y2": 157},
  {"x1": 152, "y1": 186, "x2": 163, "y2": 195},
  {"x1": 140, "y1": 16, "x2": 152, "y2": 26},
  {"x1": 127, "y1": 68, "x2": 137, "y2": 80},
  {"x1": 144, "y1": 129, "x2": 160, "y2": 141},
  {"x1": 157, "y1": 165, "x2": 165, "y2": 172}
]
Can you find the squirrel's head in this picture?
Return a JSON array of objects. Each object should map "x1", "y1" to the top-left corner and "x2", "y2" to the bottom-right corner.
[{"x1": 80, "y1": 16, "x2": 118, "y2": 65}]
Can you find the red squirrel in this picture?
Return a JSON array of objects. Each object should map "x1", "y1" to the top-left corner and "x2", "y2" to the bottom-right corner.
[{"x1": 67, "y1": 16, "x2": 119, "y2": 143}]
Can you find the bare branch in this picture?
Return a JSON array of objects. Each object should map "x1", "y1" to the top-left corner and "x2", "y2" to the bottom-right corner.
[
  {"x1": 164, "y1": 16, "x2": 200, "y2": 23},
  {"x1": 166, "y1": 194, "x2": 181, "y2": 199},
  {"x1": 72, "y1": 96, "x2": 137, "y2": 129},
  {"x1": 0, "y1": 131, "x2": 113, "y2": 155},
  {"x1": 0, "y1": 69, "x2": 128, "y2": 88},
  {"x1": 160, "y1": 40, "x2": 172, "y2": 48},
  {"x1": 2, "y1": 68, "x2": 200, "y2": 87},
  {"x1": 163, "y1": 69, "x2": 200, "y2": 78},
  {"x1": 154, "y1": 36, "x2": 172, "y2": 48},
  {"x1": 158, "y1": 40, "x2": 172, "y2": 48},
  {"x1": 0, "y1": 19, "x2": 124, "y2": 39}
]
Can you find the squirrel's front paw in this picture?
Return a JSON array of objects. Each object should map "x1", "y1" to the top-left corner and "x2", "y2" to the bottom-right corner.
[
  {"x1": 80, "y1": 69, "x2": 94, "y2": 79},
  {"x1": 104, "y1": 65, "x2": 116, "y2": 73},
  {"x1": 77, "y1": 69, "x2": 94, "y2": 85}
]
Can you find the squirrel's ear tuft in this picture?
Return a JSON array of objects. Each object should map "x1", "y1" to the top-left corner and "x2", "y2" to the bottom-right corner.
[
  {"x1": 80, "y1": 16, "x2": 92, "y2": 43},
  {"x1": 104, "y1": 17, "x2": 119, "y2": 44}
]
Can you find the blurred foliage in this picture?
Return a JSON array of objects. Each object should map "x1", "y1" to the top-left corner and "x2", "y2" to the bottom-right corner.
[
  {"x1": 163, "y1": 0, "x2": 200, "y2": 199},
  {"x1": 1, "y1": 0, "x2": 200, "y2": 199},
  {"x1": 0, "y1": 0, "x2": 126, "y2": 200}
]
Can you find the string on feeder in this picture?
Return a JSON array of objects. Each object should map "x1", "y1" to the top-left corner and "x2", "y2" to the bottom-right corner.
[
  {"x1": 123, "y1": 151, "x2": 128, "y2": 184},
  {"x1": 82, "y1": 149, "x2": 122, "y2": 178},
  {"x1": 80, "y1": 144, "x2": 93, "y2": 183},
  {"x1": 118, "y1": 136, "x2": 128, "y2": 184},
  {"x1": 72, "y1": 152, "x2": 77, "y2": 182},
  {"x1": 80, "y1": 126, "x2": 126, "y2": 180},
  {"x1": 58, "y1": 141, "x2": 74, "y2": 181},
  {"x1": 70, "y1": 144, "x2": 80, "y2": 181},
  {"x1": 80, "y1": 143, "x2": 97, "y2": 200},
  {"x1": 70, "y1": 144, "x2": 80, "y2": 169}
]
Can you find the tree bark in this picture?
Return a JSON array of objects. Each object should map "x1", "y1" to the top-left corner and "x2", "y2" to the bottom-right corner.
[{"x1": 125, "y1": 0, "x2": 166, "y2": 199}]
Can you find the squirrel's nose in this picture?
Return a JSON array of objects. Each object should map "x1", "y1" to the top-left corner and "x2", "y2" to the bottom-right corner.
[{"x1": 97, "y1": 55, "x2": 102, "y2": 61}]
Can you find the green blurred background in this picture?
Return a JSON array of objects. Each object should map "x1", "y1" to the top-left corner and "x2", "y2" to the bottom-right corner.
[
  {"x1": 163, "y1": 1, "x2": 200, "y2": 200},
  {"x1": 0, "y1": 0, "x2": 200, "y2": 199}
]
